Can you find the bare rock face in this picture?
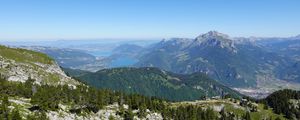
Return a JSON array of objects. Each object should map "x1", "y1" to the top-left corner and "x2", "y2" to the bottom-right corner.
[
  {"x1": 193, "y1": 31, "x2": 237, "y2": 53},
  {"x1": 46, "y1": 103, "x2": 163, "y2": 120}
]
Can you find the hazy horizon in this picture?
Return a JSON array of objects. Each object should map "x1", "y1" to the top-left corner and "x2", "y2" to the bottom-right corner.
[{"x1": 1, "y1": 31, "x2": 299, "y2": 42}]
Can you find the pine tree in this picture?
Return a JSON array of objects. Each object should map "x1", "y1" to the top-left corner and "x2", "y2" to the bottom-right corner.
[
  {"x1": 243, "y1": 111, "x2": 251, "y2": 120},
  {"x1": 109, "y1": 115, "x2": 116, "y2": 120},
  {"x1": 220, "y1": 108, "x2": 228, "y2": 120},
  {"x1": 137, "y1": 103, "x2": 147, "y2": 118},
  {"x1": 124, "y1": 108, "x2": 134, "y2": 120},
  {"x1": 206, "y1": 108, "x2": 217, "y2": 120},
  {"x1": 39, "y1": 111, "x2": 49, "y2": 120},
  {"x1": 11, "y1": 108, "x2": 22, "y2": 120},
  {"x1": 0, "y1": 95, "x2": 10, "y2": 120},
  {"x1": 118, "y1": 104, "x2": 126, "y2": 117}
]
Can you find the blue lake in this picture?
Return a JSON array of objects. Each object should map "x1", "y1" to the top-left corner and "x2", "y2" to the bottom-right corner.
[
  {"x1": 110, "y1": 57, "x2": 138, "y2": 67},
  {"x1": 85, "y1": 51, "x2": 138, "y2": 67},
  {"x1": 87, "y1": 51, "x2": 113, "y2": 57}
]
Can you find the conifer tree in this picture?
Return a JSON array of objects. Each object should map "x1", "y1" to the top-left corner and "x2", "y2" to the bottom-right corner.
[
  {"x1": 124, "y1": 108, "x2": 134, "y2": 120},
  {"x1": 0, "y1": 95, "x2": 10, "y2": 119},
  {"x1": 11, "y1": 108, "x2": 22, "y2": 120},
  {"x1": 243, "y1": 111, "x2": 251, "y2": 120}
]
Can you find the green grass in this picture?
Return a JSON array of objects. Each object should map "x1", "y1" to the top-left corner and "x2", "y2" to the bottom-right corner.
[
  {"x1": 249, "y1": 104, "x2": 286, "y2": 120},
  {"x1": 223, "y1": 103, "x2": 245, "y2": 116},
  {"x1": 42, "y1": 73, "x2": 61, "y2": 85},
  {"x1": 0, "y1": 45, "x2": 53, "y2": 64},
  {"x1": 224, "y1": 102, "x2": 286, "y2": 120},
  {"x1": 172, "y1": 99, "x2": 287, "y2": 120}
]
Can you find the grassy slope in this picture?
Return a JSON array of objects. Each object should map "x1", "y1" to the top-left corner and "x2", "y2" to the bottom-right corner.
[
  {"x1": 0, "y1": 45, "x2": 79, "y2": 85},
  {"x1": 0, "y1": 45, "x2": 53, "y2": 64},
  {"x1": 172, "y1": 99, "x2": 286, "y2": 120}
]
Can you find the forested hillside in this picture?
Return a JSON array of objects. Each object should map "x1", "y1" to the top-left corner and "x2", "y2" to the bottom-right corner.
[
  {"x1": 262, "y1": 89, "x2": 300, "y2": 119},
  {"x1": 136, "y1": 31, "x2": 300, "y2": 90},
  {"x1": 66, "y1": 67, "x2": 242, "y2": 101},
  {"x1": 0, "y1": 76, "x2": 165, "y2": 119},
  {"x1": 0, "y1": 43, "x2": 289, "y2": 120},
  {"x1": 0, "y1": 75, "x2": 286, "y2": 120}
]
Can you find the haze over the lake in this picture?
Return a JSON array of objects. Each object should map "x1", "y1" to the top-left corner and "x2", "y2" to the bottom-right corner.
[{"x1": 0, "y1": 0, "x2": 300, "y2": 40}]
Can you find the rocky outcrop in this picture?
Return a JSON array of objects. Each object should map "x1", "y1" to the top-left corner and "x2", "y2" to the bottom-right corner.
[
  {"x1": 47, "y1": 103, "x2": 163, "y2": 120},
  {"x1": 0, "y1": 49, "x2": 79, "y2": 86}
]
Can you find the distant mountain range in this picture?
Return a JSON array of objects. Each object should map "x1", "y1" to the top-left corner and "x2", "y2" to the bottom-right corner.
[
  {"x1": 21, "y1": 46, "x2": 100, "y2": 67},
  {"x1": 135, "y1": 31, "x2": 300, "y2": 96},
  {"x1": 0, "y1": 45, "x2": 287, "y2": 119},
  {"x1": 20, "y1": 45, "x2": 142, "y2": 72},
  {"x1": 4, "y1": 31, "x2": 300, "y2": 98}
]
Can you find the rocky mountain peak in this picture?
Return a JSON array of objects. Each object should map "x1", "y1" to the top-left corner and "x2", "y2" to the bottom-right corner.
[
  {"x1": 193, "y1": 31, "x2": 236, "y2": 52},
  {"x1": 197, "y1": 31, "x2": 230, "y2": 39}
]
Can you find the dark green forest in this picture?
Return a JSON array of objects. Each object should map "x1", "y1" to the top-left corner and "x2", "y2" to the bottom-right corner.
[
  {"x1": 0, "y1": 76, "x2": 227, "y2": 120},
  {"x1": 1, "y1": 74, "x2": 298, "y2": 120},
  {"x1": 66, "y1": 67, "x2": 242, "y2": 101},
  {"x1": 262, "y1": 89, "x2": 300, "y2": 119}
]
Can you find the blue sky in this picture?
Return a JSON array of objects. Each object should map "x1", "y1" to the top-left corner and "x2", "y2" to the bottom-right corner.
[{"x1": 0, "y1": 0, "x2": 299, "y2": 40}]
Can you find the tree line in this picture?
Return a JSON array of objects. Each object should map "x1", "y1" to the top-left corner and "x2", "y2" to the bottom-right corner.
[
  {"x1": 261, "y1": 89, "x2": 300, "y2": 119},
  {"x1": 0, "y1": 76, "x2": 225, "y2": 120}
]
